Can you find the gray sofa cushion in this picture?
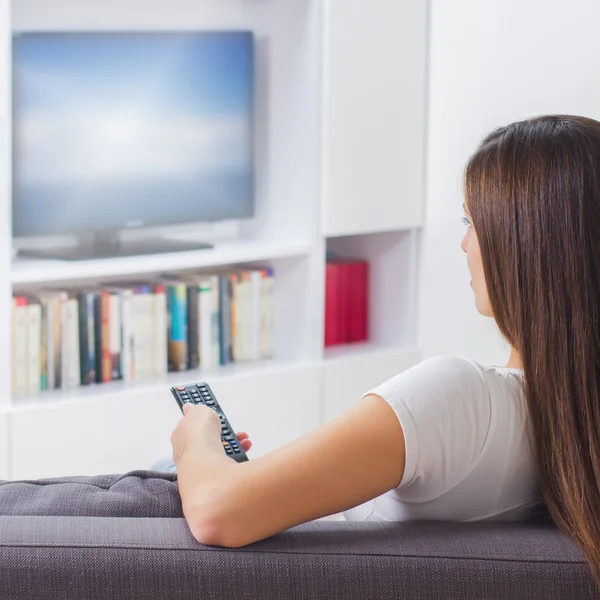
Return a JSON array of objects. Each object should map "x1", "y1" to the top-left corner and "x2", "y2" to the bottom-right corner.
[
  {"x1": 0, "y1": 471, "x2": 598, "y2": 599},
  {"x1": 0, "y1": 470, "x2": 182, "y2": 517}
]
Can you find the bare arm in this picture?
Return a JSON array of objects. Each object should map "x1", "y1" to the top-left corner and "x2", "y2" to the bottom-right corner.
[{"x1": 176, "y1": 393, "x2": 405, "y2": 547}]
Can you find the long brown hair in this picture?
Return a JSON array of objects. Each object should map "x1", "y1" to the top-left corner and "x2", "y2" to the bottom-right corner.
[{"x1": 464, "y1": 114, "x2": 600, "y2": 586}]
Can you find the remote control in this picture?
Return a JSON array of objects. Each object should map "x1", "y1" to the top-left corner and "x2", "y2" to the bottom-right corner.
[{"x1": 171, "y1": 382, "x2": 249, "y2": 463}]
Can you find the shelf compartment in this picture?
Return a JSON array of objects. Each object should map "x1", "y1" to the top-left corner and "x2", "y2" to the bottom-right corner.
[{"x1": 326, "y1": 229, "x2": 418, "y2": 352}]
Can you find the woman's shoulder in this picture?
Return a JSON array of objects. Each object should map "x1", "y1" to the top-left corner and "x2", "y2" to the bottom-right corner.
[
  {"x1": 368, "y1": 354, "x2": 523, "y2": 411},
  {"x1": 413, "y1": 354, "x2": 524, "y2": 384}
]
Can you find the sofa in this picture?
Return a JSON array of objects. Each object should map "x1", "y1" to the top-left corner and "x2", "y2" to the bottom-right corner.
[{"x1": 0, "y1": 470, "x2": 598, "y2": 600}]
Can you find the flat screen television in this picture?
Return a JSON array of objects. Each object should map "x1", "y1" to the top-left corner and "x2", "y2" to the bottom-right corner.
[{"x1": 12, "y1": 31, "x2": 255, "y2": 260}]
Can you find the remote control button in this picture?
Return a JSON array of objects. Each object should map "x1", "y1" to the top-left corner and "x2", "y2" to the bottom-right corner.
[
  {"x1": 176, "y1": 386, "x2": 186, "y2": 391},
  {"x1": 224, "y1": 435, "x2": 234, "y2": 441},
  {"x1": 233, "y1": 449, "x2": 241, "y2": 454},
  {"x1": 226, "y1": 449, "x2": 234, "y2": 455},
  {"x1": 222, "y1": 441, "x2": 230, "y2": 447}
]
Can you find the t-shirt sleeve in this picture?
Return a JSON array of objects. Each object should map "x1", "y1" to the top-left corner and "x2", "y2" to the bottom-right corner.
[{"x1": 363, "y1": 355, "x2": 491, "y2": 502}]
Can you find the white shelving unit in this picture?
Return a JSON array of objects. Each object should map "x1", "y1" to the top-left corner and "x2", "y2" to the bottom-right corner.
[{"x1": 0, "y1": 0, "x2": 428, "y2": 480}]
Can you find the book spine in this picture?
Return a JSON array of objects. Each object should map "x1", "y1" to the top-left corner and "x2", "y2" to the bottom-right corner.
[
  {"x1": 260, "y1": 269, "x2": 271, "y2": 359},
  {"x1": 168, "y1": 285, "x2": 187, "y2": 372},
  {"x1": 86, "y1": 294, "x2": 96, "y2": 384},
  {"x1": 349, "y1": 260, "x2": 369, "y2": 342},
  {"x1": 109, "y1": 293, "x2": 121, "y2": 381},
  {"x1": 210, "y1": 275, "x2": 220, "y2": 367},
  {"x1": 121, "y1": 290, "x2": 133, "y2": 382},
  {"x1": 53, "y1": 294, "x2": 63, "y2": 389},
  {"x1": 66, "y1": 298, "x2": 80, "y2": 388},
  {"x1": 101, "y1": 292, "x2": 111, "y2": 382},
  {"x1": 250, "y1": 270, "x2": 262, "y2": 361},
  {"x1": 93, "y1": 293, "x2": 103, "y2": 383},
  {"x1": 60, "y1": 293, "x2": 69, "y2": 388},
  {"x1": 325, "y1": 262, "x2": 341, "y2": 347},
  {"x1": 131, "y1": 286, "x2": 151, "y2": 380},
  {"x1": 187, "y1": 284, "x2": 199, "y2": 370},
  {"x1": 230, "y1": 273, "x2": 239, "y2": 362},
  {"x1": 131, "y1": 291, "x2": 142, "y2": 380},
  {"x1": 78, "y1": 293, "x2": 90, "y2": 386},
  {"x1": 265, "y1": 268, "x2": 275, "y2": 358},
  {"x1": 199, "y1": 279, "x2": 213, "y2": 370},
  {"x1": 40, "y1": 298, "x2": 48, "y2": 391},
  {"x1": 26, "y1": 302, "x2": 42, "y2": 395},
  {"x1": 154, "y1": 285, "x2": 167, "y2": 377},
  {"x1": 338, "y1": 262, "x2": 351, "y2": 345},
  {"x1": 12, "y1": 296, "x2": 28, "y2": 396},
  {"x1": 47, "y1": 296, "x2": 56, "y2": 390},
  {"x1": 218, "y1": 275, "x2": 232, "y2": 366}
]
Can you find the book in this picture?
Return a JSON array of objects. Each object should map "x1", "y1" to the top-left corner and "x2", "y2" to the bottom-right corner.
[
  {"x1": 198, "y1": 276, "x2": 214, "y2": 370},
  {"x1": 229, "y1": 272, "x2": 240, "y2": 361},
  {"x1": 250, "y1": 270, "x2": 262, "y2": 361},
  {"x1": 218, "y1": 274, "x2": 232, "y2": 365},
  {"x1": 164, "y1": 281, "x2": 187, "y2": 372},
  {"x1": 348, "y1": 260, "x2": 369, "y2": 342},
  {"x1": 130, "y1": 285, "x2": 154, "y2": 381},
  {"x1": 40, "y1": 296, "x2": 49, "y2": 390},
  {"x1": 26, "y1": 301, "x2": 42, "y2": 395},
  {"x1": 261, "y1": 267, "x2": 275, "y2": 359},
  {"x1": 186, "y1": 282, "x2": 200, "y2": 370},
  {"x1": 105, "y1": 286, "x2": 134, "y2": 383},
  {"x1": 77, "y1": 291, "x2": 96, "y2": 386},
  {"x1": 325, "y1": 258, "x2": 369, "y2": 347},
  {"x1": 108, "y1": 292, "x2": 122, "y2": 381},
  {"x1": 119, "y1": 288, "x2": 134, "y2": 383},
  {"x1": 66, "y1": 295, "x2": 81, "y2": 388},
  {"x1": 52, "y1": 292, "x2": 66, "y2": 388},
  {"x1": 210, "y1": 274, "x2": 221, "y2": 367},
  {"x1": 152, "y1": 284, "x2": 168, "y2": 378},
  {"x1": 325, "y1": 262, "x2": 341, "y2": 347},
  {"x1": 12, "y1": 296, "x2": 28, "y2": 396}
]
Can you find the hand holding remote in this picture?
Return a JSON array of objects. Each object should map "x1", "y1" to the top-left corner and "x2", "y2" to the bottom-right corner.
[
  {"x1": 171, "y1": 383, "x2": 251, "y2": 463},
  {"x1": 180, "y1": 402, "x2": 253, "y2": 453}
]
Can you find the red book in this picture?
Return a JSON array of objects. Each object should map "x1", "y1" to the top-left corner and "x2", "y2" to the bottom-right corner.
[
  {"x1": 338, "y1": 261, "x2": 351, "y2": 344},
  {"x1": 348, "y1": 260, "x2": 369, "y2": 342},
  {"x1": 324, "y1": 262, "x2": 341, "y2": 347}
]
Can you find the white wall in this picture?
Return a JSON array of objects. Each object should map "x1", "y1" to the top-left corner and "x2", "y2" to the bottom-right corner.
[{"x1": 418, "y1": 0, "x2": 600, "y2": 364}]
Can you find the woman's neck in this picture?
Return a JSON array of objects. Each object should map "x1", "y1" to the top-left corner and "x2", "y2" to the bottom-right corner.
[{"x1": 505, "y1": 348, "x2": 523, "y2": 369}]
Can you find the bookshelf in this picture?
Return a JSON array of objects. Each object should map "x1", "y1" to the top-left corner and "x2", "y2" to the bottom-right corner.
[{"x1": 0, "y1": 0, "x2": 428, "y2": 480}]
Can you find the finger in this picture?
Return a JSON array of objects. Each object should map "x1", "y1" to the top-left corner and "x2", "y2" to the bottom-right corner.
[
  {"x1": 240, "y1": 439, "x2": 252, "y2": 452},
  {"x1": 236, "y1": 431, "x2": 250, "y2": 441},
  {"x1": 182, "y1": 402, "x2": 192, "y2": 416}
]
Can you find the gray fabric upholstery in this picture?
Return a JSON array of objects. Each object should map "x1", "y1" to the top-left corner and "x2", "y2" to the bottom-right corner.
[
  {"x1": 0, "y1": 470, "x2": 181, "y2": 517},
  {"x1": 0, "y1": 470, "x2": 598, "y2": 599}
]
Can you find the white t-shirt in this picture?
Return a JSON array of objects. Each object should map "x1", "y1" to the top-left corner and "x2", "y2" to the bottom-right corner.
[{"x1": 343, "y1": 355, "x2": 544, "y2": 523}]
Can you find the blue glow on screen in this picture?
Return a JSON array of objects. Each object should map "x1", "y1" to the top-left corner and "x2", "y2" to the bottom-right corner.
[{"x1": 12, "y1": 32, "x2": 255, "y2": 236}]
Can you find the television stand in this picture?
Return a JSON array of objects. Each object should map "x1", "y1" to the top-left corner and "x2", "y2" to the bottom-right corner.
[{"x1": 16, "y1": 233, "x2": 214, "y2": 261}]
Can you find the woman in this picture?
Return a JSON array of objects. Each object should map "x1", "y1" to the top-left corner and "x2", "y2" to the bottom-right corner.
[{"x1": 165, "y1": 114, "x2": 600, "y2": 586}]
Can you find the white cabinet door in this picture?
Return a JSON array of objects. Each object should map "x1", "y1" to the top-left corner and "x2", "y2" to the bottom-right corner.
[
  {"x1": 323, "y1": 0, "x2": 427, "y2": 236},
  {"x1": 322, "y1": 347, "x2": 421, "y2": 423},
  {"x1": 9, "y1": 364, "x2": 321, "y2": 480}
]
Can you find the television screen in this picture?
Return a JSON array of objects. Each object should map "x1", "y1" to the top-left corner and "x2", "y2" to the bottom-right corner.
[{"x1": 12, "y1": 31, "x2": 255, "y2": 238}]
